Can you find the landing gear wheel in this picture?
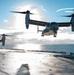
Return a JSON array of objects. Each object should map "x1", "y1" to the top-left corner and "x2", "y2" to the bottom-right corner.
[{"x1": 54, "y1": 34, "x2": 56, "y2": 37}]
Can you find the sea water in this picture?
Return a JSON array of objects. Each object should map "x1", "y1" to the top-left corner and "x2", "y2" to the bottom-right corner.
[
  {"x1": 41, "y1": 44, "x2": 74, "y2": 53},
  {"x1": 17, "y1": 44, "x2": 74, "y2": 53},
  {"x1": 0, "y1": 44, "x2": 74, "y2": 53}
]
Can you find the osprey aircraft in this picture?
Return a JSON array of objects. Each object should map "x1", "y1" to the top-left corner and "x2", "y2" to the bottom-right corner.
[
  {"x1": 10, "y1": 10, "x2": 74, "y2": 37},
  {"x1": 0, "y1": 34, "x2": 9, "y2": 46}
]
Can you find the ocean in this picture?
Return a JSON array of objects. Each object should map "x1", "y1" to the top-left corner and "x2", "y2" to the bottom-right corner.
[
  {"x1": 0, "y1": 43, "x2": 74, "y2": 53},
  {"x1": 41, "y1": 44, "x2": 74, "y2": 53}
]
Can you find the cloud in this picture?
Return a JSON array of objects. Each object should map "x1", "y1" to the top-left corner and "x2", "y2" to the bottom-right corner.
[
  {"x1": 41, "y1": 5, "x2": 47, "y2": 13},
  {"x1": 4, "y1": 20, "x2": 9, "y2": 23},
  {"x1": 0, "y1": 29, "x2": 11, "y2": 34},
  {"x1": 56, "y1": 8, "x2": 74, "y2": 12}
]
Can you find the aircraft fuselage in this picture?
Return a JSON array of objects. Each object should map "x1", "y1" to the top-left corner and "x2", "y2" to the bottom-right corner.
[{"x1": 42, "y1": 22, "x2": 58, "y2": 37}]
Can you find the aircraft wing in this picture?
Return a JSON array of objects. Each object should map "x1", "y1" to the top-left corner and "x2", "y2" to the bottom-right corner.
[
  {"x1": 29, "y1": 19, "x2": 49, "y2": 26},
  {"x1": 29, "y1": 20, "x2": 71, "y2": 27},
  {"x1": 58, "y1": 22, "x2": 71, "y2": 27}
]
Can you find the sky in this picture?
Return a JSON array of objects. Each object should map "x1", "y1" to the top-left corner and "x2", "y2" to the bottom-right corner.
[{"x1": 0, "y1": 0, "x2": 74, "y2": 45}]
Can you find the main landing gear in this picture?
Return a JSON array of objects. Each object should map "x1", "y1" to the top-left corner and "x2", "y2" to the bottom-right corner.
[{"x1": 53, "y1": 30, "x2": 57, "y2": 37}]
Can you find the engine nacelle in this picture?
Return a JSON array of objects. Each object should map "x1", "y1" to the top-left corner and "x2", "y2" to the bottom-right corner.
[
  {"x1": 25, "y1": 20, "x2": 29, "y2": 29},
  {"x1": 25, "y1": 13, "x2": 30, "y2": 29},
  {"x1": 71, "y1": 17, "x2": 74, "y2": 31},
  {"x1": 71, "y1": 23, "x2": 74, "y2": 31}
]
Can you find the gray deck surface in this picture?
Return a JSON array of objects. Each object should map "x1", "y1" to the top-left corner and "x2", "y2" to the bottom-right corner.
[{"x1": 0, "y1": 49, "x2": 74, "y2": 75}]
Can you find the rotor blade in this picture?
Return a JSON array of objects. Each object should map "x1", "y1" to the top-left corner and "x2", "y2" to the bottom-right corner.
[
  {"x1": 66, "y1": 9, "x2": 74, "y2": 12},
  {"x1": 10, "y1": 11, "x2": 27, "y2": 14},
  {"x1": 1, "y1": 34, "x2": 10, "y2": 36},
  {"x1": 30, "y1": 13, "x2": 34, "y2": 15},
  {"x1": 0, "y1": 32, "x2": 24, "y2": 36},
  {"x1": 62, "y1": 14, "x2": 73, "y2": 17},
  {"x1": 10, "y1": 11, "x2": 34, "y2": 15},
  {"x1": 63, "y1": 15, "x2": 72, "y2": 17},
  {"x1": 57, "y1": 8, "x2": 74, "y2": 12},
  {"x1": 5, "y1": 35, "x2": 10, "y2": 36},
  {"x1": 65, "y1": 11, "x2": 73, "y2": 13},
  {"x1": 64, "y1": 14, "x2": 74, "y2": 17}
]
